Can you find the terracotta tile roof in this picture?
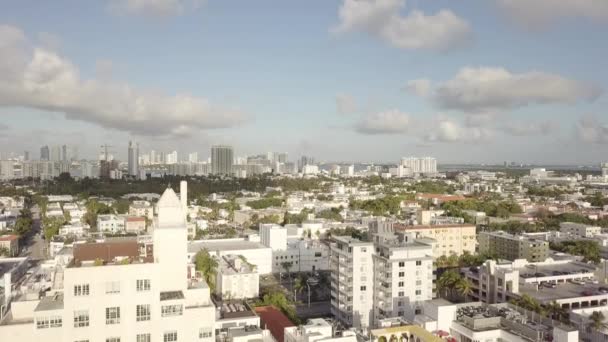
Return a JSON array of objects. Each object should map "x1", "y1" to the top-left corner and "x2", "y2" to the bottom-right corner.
[
  {"x1": 254, "y1": 306, "x2": 295, "y2": 342},
  {"x1": 0, "y1": 234, "x2": 19, "y2": 241},
  {"x1": 73, "y1": 241, "x2": 139, "y2": 263}
]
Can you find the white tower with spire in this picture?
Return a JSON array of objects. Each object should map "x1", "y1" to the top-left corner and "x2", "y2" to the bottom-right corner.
[{"x1": 153, "y1": 186, "x2": 188, "y2": 291}]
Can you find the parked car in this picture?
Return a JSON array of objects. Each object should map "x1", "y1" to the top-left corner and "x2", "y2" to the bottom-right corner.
[{"x1": 540, "y1": 282, "x2": 557, "y2": 289}]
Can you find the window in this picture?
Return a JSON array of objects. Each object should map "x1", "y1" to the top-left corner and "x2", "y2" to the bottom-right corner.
[
  {"x1": 106, "y1": 307, "x2": 121, "y2": 324},
  {"x1": 74, "y1": 310, "x2": 89, "y2": 327},
  {"x1": 416, "y1": 280, "x2": 422, "y2": 286},
  {"x1": 73, "y1": 284, "x2": 90, "y2": 296},
  {"x1": 36, "y1": 316, "x2": 62, "y2": 329},
  {"x1": 398, "y1": 262, "x2": 405, "y2": 267},
  {"x1": 415, "y1": 260, "x2": 422, "y2": 266},
  {"x1": 360, "y1": 286, "x2": 366, "y2": 291},
  {"x1": 136, "y1": 279, "x2": 151, "y2": 292},
  {"x1": 398, "y1": 291, "x2": 404, "y2": 297},
  {"x1": 105, "y1": 281, "x2": 120, "y2": 294},
  {"x1": 106, "y1": 338, "x2": 120, "y2": 342},
  {"x1": 136, "y1": 304, "x2": 151, "y2": 321},
  {"x1": 398, "y1": 281, "x2": 404, "y2": 287},
  {"x1": 398, "y1": 272, "x2": 405, "y2": 277},
  {"x1": 199, "y1": 328, "x2": 213, "y2": 339},
  {"x1": 137, "y1": 334, "x2": 151, "y2": 342},
  {"x1": 314, "y1": 252, "x2": 322, "y2": 257},
  {"x1": 161, "y1": 304, "x2": 183, "y2": 317},
  {"x1": 164, "y1": 331, "x2": 178, "y2": 342},
  {"x1": 415, "y1": 290, "x2": 422, "y2": 295}
]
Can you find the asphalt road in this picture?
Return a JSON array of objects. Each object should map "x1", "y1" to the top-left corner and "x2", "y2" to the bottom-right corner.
[{"x1": 18, "y1": 206, "x2": 47, "y2": 260}]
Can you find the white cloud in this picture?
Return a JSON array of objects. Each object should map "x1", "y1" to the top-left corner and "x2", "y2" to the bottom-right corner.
[
  {"x1": 576, "y1": 115, "x2": 608, "y2": 144},
  {"x1": 420, "y1": 67, "x2": 601, "y2": 112},
  {"x1": 425, "y1": 118, "x2": 493, "y2": 143},
  {"x1": 500, "y1": 120, "x2": 557, "y2": 136},
  {"x1": 405, "y1": 79, "x2": 431, "y2": 97},
  {"x1": 0, "y1": 24, "x2": 246, "y2": 138},
  {"x1": 108, "y1": 0, "x2": 203, "y2": 17},
  {"x1": 498, "y1": 0, "x2": 608, "y2": 29},
  {"x1": 333, "y1": 0, "x2": 472, "y2": 51},
  {"x1": 336, "y1": 93, "x2": 357, "y2": 115},
  {"x1": 355, "y1": 109, "x2": 411, "y2": 134}
]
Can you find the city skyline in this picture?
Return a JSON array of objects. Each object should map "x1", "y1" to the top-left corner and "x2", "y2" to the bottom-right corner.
[{"x1": 0, "y1": 1, "x2": 607, "y2": 164}]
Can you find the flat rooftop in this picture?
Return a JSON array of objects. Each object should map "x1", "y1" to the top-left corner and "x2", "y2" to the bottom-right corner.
[
  {"x1": 35, "y1": 293, "x2": 64, "y2": 312},
  {"x1": 188, "y1": 240, "x2": 269, "y2": 254},
  {"x1": 519, "y1": 282, "x2": 608, "y2": 303}
]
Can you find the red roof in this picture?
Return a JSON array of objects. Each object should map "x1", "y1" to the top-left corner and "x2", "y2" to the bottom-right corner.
[
  {"x1": 254, "y1": 306, "x2": 295, "y2": 342},
  {"x1": 126, "y1": 217, "x2": 146, "y2": 222},
  {"x1": 0, "y1": 234, "x2": 19, "y2": 241}
]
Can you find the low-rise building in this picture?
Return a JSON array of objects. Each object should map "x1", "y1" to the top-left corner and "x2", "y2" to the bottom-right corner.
[
  {"x1": 478, "y1": 231, "x2": 549, "y2": 262},
  {"x1": 395, "y1": 224, "x2": 476, "y2": 258},
  {"x1": 128, "y1": 200, "x2": 154, "y2": 220},
  {"x1": 463, "y1": 259, "x2": 606, "y2": 310},
  {"x1": 97, "y1": 214, "x2": 125, "y2": 233},
  {"x1": 125, "y1": 216, "x2": 146, "y2": 233},
  {"x1": 215, "y1": 254, "x2": 259, "y2": 300},
  {"x1": 0, "y1": 235, "x2": 19, "y2": 257},
  {"x1": 560, "y1": 222, "x2": 602, "y2": 239}
]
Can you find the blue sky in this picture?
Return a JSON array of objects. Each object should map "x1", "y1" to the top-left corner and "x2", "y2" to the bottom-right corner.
[{"x1": 0, "y1": 0, "x2": 607, "y2": 164}]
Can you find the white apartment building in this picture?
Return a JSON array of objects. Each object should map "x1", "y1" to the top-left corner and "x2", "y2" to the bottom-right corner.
[
  {"x1": 302, "y1": 165, "x2": 319, "y2": 175},
  {"x1": 372, "y1": 237, "x2": 434, "y2": 323},
  {"x1": 97, "y1": 214, "x2": 126, "y2": 233},
  {"x1": 330, "y1": 236, "x2": 374, "y2": 330},
  {"x1": 129, "y1": 201, "x2": 154, "y2": 220},
  {"x1": 0, "y1": 185, "x2": 216, "y2": 342},
  {"x1": 399, "y1": 157, "x2": 437, "y2": 174},
  {"x1": 188, "y1": 239, "x2": 273, "y2": 274},
  {"x1": 215, "y1": 254, "x2": 259, "y2": 300},
  {"x1": 260, "y1": 224, "x2": 330, "y2": 273},
  {"x1": 560, "y1": 222, "x2": 602, "y2": 239}
]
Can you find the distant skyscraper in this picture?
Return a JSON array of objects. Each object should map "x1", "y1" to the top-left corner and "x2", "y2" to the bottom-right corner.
[
  {"x1": 50, "y1": 145, "x2": 61, "y2": 161},
  {"x1": 166, "y1": 151, "x2": 178, "y2": 164},
  {"x1": 298, "y1": 155, "x2": 314, "y2": 171},
  {"x1": 61, "y1": 145, "x2": 67, "y2": 162},
  {"x1": 23, "y1": 151, "x2": 29, "y2": 161},
  {"x1": 40, "y1": 146, "x2": 49, "y2": 161},
  {"x1": 128, "y1": 141, "x2": 139, "y2": 177},
  {"x1": 70, "y1": 146, "x2": 79, "y2": 161},
  {"x1": 188, "y1": 152, "x2": 198, "y2": 163},
  {"x1": 211, "y1": 145, "x2": 233, "y2": 175},
  {"x1": 150, "y1": 150, "x2": 156, "y2": 165},
  {"x1": 277, "y1": 152, "x2": 288, "y2": 163}
]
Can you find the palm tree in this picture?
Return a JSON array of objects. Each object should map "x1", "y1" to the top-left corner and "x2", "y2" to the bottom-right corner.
[
  {"x1": 455, "y1": 278, "x2": 473, "y2": 300},
  {"x1": 294, "y1": 276, "x2": 305, "y2": 301},
  {"x1": 437, "y1": 270, "x2": 460, "y2": 300},
  {"x1": 588, "y1": 311, "x2": 608, "y2": 331},
  {"x1": 544, "y1": 301, "x2": 566, "y2": 321}
]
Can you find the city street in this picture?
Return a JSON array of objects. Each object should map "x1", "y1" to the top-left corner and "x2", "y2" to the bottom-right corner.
[{"x1": 18, "y1": 206, "x2": 46, "y2": 260}]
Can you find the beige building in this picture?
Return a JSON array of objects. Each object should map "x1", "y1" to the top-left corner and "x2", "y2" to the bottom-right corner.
[
  {"x1": 125, "y1": 216, "x2": 146, "y2": 233},
  {"x1": 395, "y1": 224, "x2": 476, "y2": 258},
  {"x1": 0, "y1": 235, "x2": 19, "y2": 257},
  {"x1": 478, "y1": 231, "x2": 549, "y2": 262}
]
